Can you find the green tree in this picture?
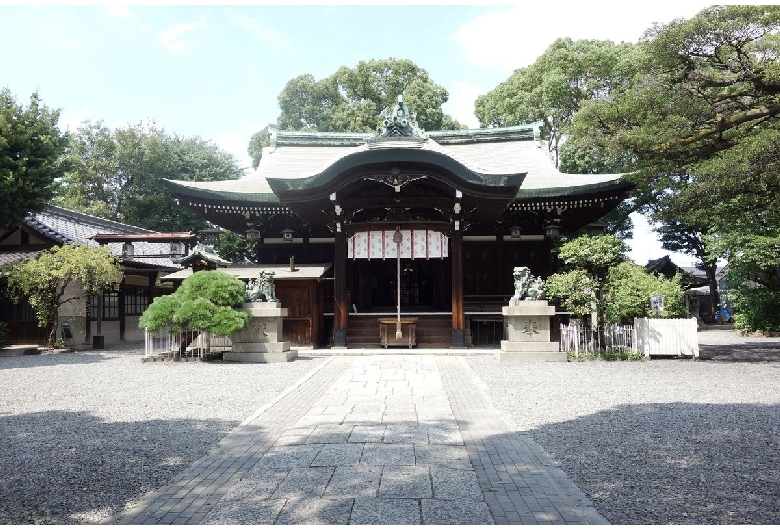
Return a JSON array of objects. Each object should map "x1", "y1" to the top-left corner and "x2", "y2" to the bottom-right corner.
[
  {"x1": 0, "y1": 89, "x2": 70, "y2": 228},
  {"x1": 545, "y1": 235, "x2": 627, "y2": 328},
  {"x1": 4, "y1": 244, "x2": 121, "y2": 346},
  {"x1": 139, "y1": 271, "x2": 250, "y2": 354},
  {"x1": 605, "y1": 262, "x2": 687, "y2": 324},
  {"x1": 56, "y1": 121, "x2": 243, "y2": 231},
  {"x1": 247, "y1": 125, "x2": 274, "y2": 169},
  {"x1": 475, "y1": 38, "x2": 638, "y2": 169},
  {"x1": 569, "y1": 6, "x2": 780, "y2": 323},
  {"x1": 273, "y1": 58, "x2": 462, "y2": 134}
]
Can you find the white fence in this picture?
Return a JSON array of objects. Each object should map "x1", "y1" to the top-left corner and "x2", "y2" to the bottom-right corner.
[
  {"x1": 559, "y1": 323, "x2": 636, "y2": 354},
  {"x1": 144, "y1": 327, "x2": 232, "y2": 360},
  {"x1": 634, "y1": 318, "x2": 699, "y2": 358}
]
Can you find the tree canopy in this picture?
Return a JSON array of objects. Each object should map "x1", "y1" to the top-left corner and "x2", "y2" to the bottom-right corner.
[
  {"x1": 56, "y1": 121, "x2": 243, "y2": 232},
  {"x1": 566, "y1": 5, "x2": 780, "y2": 328},
  {"x1": 138, "y1": 270, "x2": 250, "y2": 337},
  {"x1": 474, "y1": 38, "x2": 639, "y2": 169},
  {"x1": 4, "y1": 244, "x2": 121, "y2": 345},
  {"x1": 0, "y1": 88, "x2": 70, "y2": 229},
  {"x1": 276, "y1": 58, "x2": 462, "y2": 134}
]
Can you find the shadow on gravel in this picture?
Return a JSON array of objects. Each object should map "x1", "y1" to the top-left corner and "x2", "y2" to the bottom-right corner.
[
  {"x1": 699, "y1": 341, "x2": 780, "y2": 362},
  {"x1": 528, "y1": 402, "x2": 780, "y2": 525},
  {"x1": 0, "y1": 352, "x2": 113, "y2": 370},
  {"x1": 0, "y1": 410, "x2": 242, "y2": 525}
]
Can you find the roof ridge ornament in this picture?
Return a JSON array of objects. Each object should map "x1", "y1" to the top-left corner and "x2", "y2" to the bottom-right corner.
[{"x1": 367, "y1": 95, "x2": 427, "y2": 147}]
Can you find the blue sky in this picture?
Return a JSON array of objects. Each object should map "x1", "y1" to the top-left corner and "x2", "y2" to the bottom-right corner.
[{"x1": 1, "y1": 1, "x2": 715, "y2": 266}]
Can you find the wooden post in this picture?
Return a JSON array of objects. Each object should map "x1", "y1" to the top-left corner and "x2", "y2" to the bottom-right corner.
[
  {"x1": 451, "y1": 226, "x2": 465, "y2": 348},
  {"x1": 333, "y1": 230, "x2": 347, "y2": 347}
]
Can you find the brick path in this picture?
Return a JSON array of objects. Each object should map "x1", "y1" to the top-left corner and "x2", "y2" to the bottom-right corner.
[{"x1": 114, "y1": 354, "x2": 608, "y2": 525}]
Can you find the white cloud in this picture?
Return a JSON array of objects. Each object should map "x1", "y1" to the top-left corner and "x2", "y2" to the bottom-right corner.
[
  {"x1": 102, "y1": 5, "x2": 134, "y2": 20},
  {"x1": 454, "y1": 3, "x2": 713, "y2": 71},
  {"x1": 627, "y1": 212, "x2": 696, "y2": 267},
  {"x1": 227, "y1": 13, "x2": 289, "y2": 53},
  {"x1": 59, "y1": 108, "x2": 95, "y2": 132},
  {"x1": 212, "y1": 130, "x2": 254, "y2": 175},
  {"x1": 158, "y1": 20, "x2": 205, "y2": 54},
  {"x1": 442, "y1": 81, "x2": 483, "y2": 129},
  {"x1": 33, "y1": 23, "x2": 81, "y2": 53}
]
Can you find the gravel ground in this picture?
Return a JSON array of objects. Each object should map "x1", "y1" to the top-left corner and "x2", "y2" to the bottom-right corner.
[
  {"x1": 1, "y1": 330, "x2": 778, "y2": 525},
  {"x1": 467, "y1": 328, "x2": 780, "y2": 525},
  {"x1": 0, "y1": 345, "x2": 327, "y2": 525}
]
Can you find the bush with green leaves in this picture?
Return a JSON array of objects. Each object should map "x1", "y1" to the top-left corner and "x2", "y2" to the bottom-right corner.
[
  {"x1": 139, "y1": 270, "x2": 250, "y2": 336},
  {"x1": 730, "y1": 286, "x2": 780, "y2": 332},
  {"x1": 605, "y1": 262, "x2": 687, "y2": 324},
  {"x1": 0, "y1": 321, "x2": 7, "y2": 347},
  {"x1": 5, "y1": 244, "x2": 121, "y2": 346}
]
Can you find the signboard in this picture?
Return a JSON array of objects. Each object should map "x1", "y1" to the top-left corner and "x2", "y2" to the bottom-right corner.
[{"x1": 650, "y1": 295, "x2": 665, "y2": 313}]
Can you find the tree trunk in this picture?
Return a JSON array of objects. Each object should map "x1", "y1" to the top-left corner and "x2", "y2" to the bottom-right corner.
[{"x1": 703, "y1": 260, "x2": 721, "y2": 322}]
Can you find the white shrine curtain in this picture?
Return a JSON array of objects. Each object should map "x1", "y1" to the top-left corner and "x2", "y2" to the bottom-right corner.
[{"x1": 347, "y1": 230, "x2": 449, "y2": 260}]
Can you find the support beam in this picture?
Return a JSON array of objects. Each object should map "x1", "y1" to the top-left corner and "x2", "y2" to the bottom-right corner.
[
  {"x1": 333, "y1": 231, "x2": 348, "y2": 347},
  {"x1": 451, "y1": 227, "x2": 465, "y2": 348}
]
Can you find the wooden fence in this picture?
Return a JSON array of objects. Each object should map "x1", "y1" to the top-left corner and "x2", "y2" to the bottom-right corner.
[{"x1": 634, "y1": 318, "x2": 699, "y2": 358}]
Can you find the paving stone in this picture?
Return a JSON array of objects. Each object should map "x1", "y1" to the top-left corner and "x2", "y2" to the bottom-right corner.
[
  {"x1": 200, "y1": 499, "x2": 286, "y2": 525},
  {"x1": 348, "y1": 424, "x2": 386, "y2": 443},
  {"x1": 276, "y1": 497, "x2": 354, "y2": 525},
  {"x1": 219, "y1": 469, "x2": 289, "y2": 502},
  {"x1": 383, "y1": 424, "x2": 429, "y2": 444},
  {"x1": 421, "y1": 498, "x2": 494, "y2": 525},
  {"x1": 272, "y1": 466, "x2": 335, "y2": 498},
  {"x1": 253, "y1": 444, "x2": 324, "y2": 470},
  {"x1": 427, "y1": 423, "x2": 464, "y2": 445},
  {"x1": 350, "y1": 498, "x2": 421, "y2": 525},
  {"x1": 378, "y1": 466, "x2": 432, "y2": 498},
  {"x1": 306, "y1": 424, "x2": 354, "y2": 444},
  {"x1": 430, "y1": 467, "x2": 484, "y2": 501},
  {"x1": 324, "y1": 465, "x2": 382, "y2": 498},
  {"x1": 310, "y1": 443, "x2": 365, "y2": 466},
  {"x1": 361, "y1": 442, "x2": 415, "y2": 466},
  {"x1": 415, "y1": 443, "x2": 472, "y2": 470}
]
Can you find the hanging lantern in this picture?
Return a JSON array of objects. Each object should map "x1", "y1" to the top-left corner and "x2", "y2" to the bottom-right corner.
[
  {"x1": 281, "y1": 228, "x2": 294, "y2": 243},
  {"x1": 198, "y1": 227, "x2": 222, "y2": 246},
  {"x1": 245, "y1": 227, "x2": 261, "y2": 242},
  {"x1": 544, "y1": 222, "x2": 562, "y2": 240},
  {"x1": 510, "y1": 225, "x2": 522, "y2": 239}
]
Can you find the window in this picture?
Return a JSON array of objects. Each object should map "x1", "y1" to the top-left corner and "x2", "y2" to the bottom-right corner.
[
  {"x1": 89, "y1": 291, "x2": 120, "y2": 319},
  {"x1": 124, "y1": 287, "x2": 149, "y2": 315}
]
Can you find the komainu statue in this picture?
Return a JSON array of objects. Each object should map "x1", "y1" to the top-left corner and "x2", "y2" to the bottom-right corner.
[
  {"x1": 510, "y1": 266, "x2": 546, "y2": 303},
  {"x1": 246, "y1": 271, "x2": 278, "y2": 302}
]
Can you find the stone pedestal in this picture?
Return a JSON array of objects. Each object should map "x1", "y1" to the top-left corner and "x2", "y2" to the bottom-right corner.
[
  {"x1": 498, "y1": 300, "x2": 566, "y2": 362},
  {"x1": 225, "y1": 302, "x2": 296, "y2": 363}
]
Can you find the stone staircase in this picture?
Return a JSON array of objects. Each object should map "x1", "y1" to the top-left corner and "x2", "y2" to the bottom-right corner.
[{"x1": 344, "y1": 314, "x2": 471, "y2": 348}]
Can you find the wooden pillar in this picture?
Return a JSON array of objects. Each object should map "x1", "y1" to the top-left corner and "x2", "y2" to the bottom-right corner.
[
  {"x1": 118, "y1": 281, "x2": 126, "y2": 341},
  {"x1": 451, "y1": 227, "x2": 465, "y2": 348},
  {"x1": 333, "y1": 230, "x2": 348, "y2": 347}
]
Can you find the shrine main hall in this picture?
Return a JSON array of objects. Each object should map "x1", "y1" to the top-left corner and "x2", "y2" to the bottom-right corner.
[{"x1": 164, "y1": 100, "x2": 632, "y2": 349}]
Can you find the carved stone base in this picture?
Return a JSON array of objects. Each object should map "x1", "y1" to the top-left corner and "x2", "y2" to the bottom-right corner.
[
  {"x1": 226, "y1": 302, "x2": 295, "y2": 363},
  {"x1": 497, "y1": 341, "x2": 566, "y2": 362},
  {"x1": 500, "y1": 301, "x2": 564, "y2": 362}
]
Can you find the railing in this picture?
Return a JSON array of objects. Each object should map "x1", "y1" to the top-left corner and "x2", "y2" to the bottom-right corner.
[
  {"x1": 559, "y1": 323, "x2": 636, "y2": 354},
  {"x1": 144, "y1": 327, "x2": 232, "y2": 360}
]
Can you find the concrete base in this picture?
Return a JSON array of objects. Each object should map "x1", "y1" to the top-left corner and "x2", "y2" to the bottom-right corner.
[
  {"x1": 228, "y1": 301, "x2": 295, "y2": 363},
  {"x1": 500, "y1": 301, "x2": 564, "y2": 361},
  {"x1": 224, "y1": 348, "x2": 296, "y2": 363},
  {"x1": 497, "y1": 340, "x2": 567, "y2": 362}
]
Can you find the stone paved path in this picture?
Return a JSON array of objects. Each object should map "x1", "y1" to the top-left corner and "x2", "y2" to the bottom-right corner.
[{"x1": 115, "y1": 355, "x2": 607, "y2": 525}]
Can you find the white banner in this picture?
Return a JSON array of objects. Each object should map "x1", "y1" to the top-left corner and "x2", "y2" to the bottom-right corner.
[{"x1": 348, "y1": 230, "x2": 448, "y2": 259}]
